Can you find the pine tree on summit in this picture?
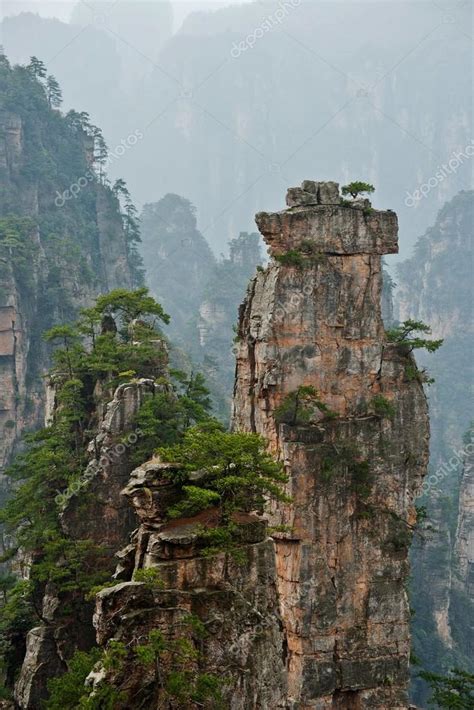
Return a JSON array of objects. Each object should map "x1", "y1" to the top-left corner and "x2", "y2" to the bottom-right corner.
[
  {"x1": 46, "y1": 75, "x2": 62, "y2": 108},
  {"x1": 27, "y1": 56, "x2": 47, "y2": 79}
]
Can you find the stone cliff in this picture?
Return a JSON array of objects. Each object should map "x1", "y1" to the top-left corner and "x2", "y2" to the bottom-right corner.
[
  {"x1": 0, "y1": 57, "x2": 137, "y2": 488},
  {"x1": 90, "y1": 459, "x2": 287, "y2": 709},
  {"x1": 14, "y1": 379, "x2": 157, "y2": 709},
  {"x1": 232, "y1": 181, "x2": 429, "y2": 708},
  {"x1": 395, "y1": 191, "x2": 473, "y2": 701},
  {"x1": 7, "y1": 179, "x2": 431, "y2": 710}
]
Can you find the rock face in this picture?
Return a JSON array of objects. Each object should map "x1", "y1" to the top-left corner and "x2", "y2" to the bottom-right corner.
[
  {"x1": 0, "y1": 64, "x2": 136, "y2": 487},
  {"x1": 395, "y1": 191, "x2": 473, "y2": 701},
  {"x1": 13, "y1": 380, "x2": 156, "y2": 709},
  {"x1": 91, "y1": 460, "x2": 287, "y2": 709},
  {"x1": 232, "y1": 182, "x2": 429, "y2": 708},
  {"x1": 453, "y1": 441, "x2": 474, "y2": 600},
  {"x1": 450, "y1": 435, "x2": 474, "y2": 662}
]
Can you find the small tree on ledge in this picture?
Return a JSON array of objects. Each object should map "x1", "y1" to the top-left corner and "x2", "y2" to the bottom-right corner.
[
  {"x1": 386, "y1": 319, "x2": 443, "y2": 354},
  {"x1": 341, "y1": 182, "x2": 375, "y2": 199}
]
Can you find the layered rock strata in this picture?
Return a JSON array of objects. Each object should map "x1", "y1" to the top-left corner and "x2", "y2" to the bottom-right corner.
[{"x1": 232, "y1": 181, "x2": 429, "y2": 709}]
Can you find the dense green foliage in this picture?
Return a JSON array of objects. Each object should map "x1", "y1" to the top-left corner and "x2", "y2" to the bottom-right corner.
[
  {"x1": 46, "y1": 618, "x2": 223, "y2": 709},
  {"x1": 130, "y1": 370, "x2": 212, "y2": 464},
  {"x1": 0, "y1": 289, "x2": 176, "y2": 692},
  {"x1": 0, "y1": 50, "x2": 143, "y2": 331},
  {"x1": 419, "y1": 668, "x2": 474, "y2": 709},
  {"x1": 158, "y1": 421, "x2": 289, "y2": 527}
]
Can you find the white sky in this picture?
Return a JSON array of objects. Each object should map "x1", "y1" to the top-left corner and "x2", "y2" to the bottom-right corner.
[{"x1": 0, "y1": 0, "x2": 255, "y2": 30}]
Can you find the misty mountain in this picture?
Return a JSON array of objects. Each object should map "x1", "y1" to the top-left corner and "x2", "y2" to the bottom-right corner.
[{"x1": 2, "y1": 1, "x2": 471, "y2": 256}]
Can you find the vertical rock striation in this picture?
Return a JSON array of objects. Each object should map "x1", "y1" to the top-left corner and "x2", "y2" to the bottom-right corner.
[{"x1": 232, "y1": 181, "x2": 429, "y2": 708}]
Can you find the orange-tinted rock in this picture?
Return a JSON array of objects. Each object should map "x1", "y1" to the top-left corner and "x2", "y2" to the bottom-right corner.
[{"x1": 233, "y1": 181, "x2": 429, "y2": 709}]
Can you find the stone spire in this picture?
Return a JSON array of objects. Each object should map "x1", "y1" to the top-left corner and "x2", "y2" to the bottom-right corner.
[{"x1": 233, "y1": 181, "x2": 429, "y2": 709}]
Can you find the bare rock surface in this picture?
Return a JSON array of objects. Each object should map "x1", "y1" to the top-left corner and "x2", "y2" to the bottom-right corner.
[{"x1": 233, "y1": 182, "x2": 429, "y2": 709}]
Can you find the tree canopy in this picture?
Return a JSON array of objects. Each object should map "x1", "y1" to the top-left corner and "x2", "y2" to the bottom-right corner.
[{"x1": 341, "y1": 181, "x2": 375, "y2": 199}]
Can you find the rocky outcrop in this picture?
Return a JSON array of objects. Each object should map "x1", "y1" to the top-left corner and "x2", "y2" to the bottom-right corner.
[
  {"x1": 13, "y1": 380, "x2": 156, "y2": 709},
  {"x1": 232, "y1": 181, "x2": 429, "y2": 708},
  {"x1": 90, "y1": 459, "x2": 287, "y2": 709}
]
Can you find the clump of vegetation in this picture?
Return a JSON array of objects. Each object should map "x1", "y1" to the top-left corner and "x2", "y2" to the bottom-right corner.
[
  {"x1": 132, "y1": 567, "x2": 165, "y2": 590},
  {"x1": 320, "y1": 442, "x2": 372, "y2": 499},
  {"x1": 370, "y1": 394, "x2": 396, "y2": 419},
  {"x1": 46, "y1": 617, "x2": 223, "y2": 709},
  {"x1": 418, "y1": 667, "x2": 474, "y2": 709},
  {"x1": 386, "y1": 319, "x2": 443, "y2": 354},
  {"x1": 130, "y1": 370, "x2": 212, "y2": 465},
  {"x1": 45, "y1": 648, "x2": 103, "y2": 709},
  {"x1": 0, "y1": 217, "x2": 38, "y2": 294},
  {"x1": 405, "y1": 363, "x2": 435, "y2": 385},
  {"x1": 274, "y1": 249, "x2": 305, "y2": 268},
  {"x1": 386, "y1": 320, "x2": 442, "y2": 385},
  {"x1": 158, "y1": 422, "x2": 289, "y2": 536},
  {"x1": 341, "y1": 181, "x2": 375, "y2": 199},
  {"x1": 0, "y1": 289, "x2": 210, "y2": 689},
  {"x1": 274, "y1": 241, "x2": 324, "y2": 269},
  {"x1": 274, "y1": 386, "x2": 337, "y2": 426}
]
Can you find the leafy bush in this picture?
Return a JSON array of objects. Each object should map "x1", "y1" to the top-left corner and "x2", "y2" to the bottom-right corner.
[
  {"x1": 132, "y1": 567, "x2": 164, "y2": 590},
  {"x1": 274, "y1": 250, "x2": 305, "y2": 268}
]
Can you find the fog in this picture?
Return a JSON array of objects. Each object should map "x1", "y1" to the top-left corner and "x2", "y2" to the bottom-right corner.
[{"x1": 1, "y1": 0, "x2": 472, "y2": 255}]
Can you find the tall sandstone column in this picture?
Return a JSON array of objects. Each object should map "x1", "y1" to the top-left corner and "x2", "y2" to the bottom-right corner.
[{"x1": 232, "y1": 181, "x2": 429, "y2": 709}]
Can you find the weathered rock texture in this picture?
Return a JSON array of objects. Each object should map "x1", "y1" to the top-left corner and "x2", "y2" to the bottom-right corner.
[
  {"x1": 13, "y1": 380, "x2": 156, "y2": 709},
  {"x1": 90, "y1": 460, "x2": 287, "y2": 708},
  {"x1": 232, "y1": 181, "x2": 429, "y2": 708}
]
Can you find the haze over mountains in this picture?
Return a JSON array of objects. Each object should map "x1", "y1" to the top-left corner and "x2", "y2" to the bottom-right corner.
[
  {"x1": 1, "y1": 0, "x2": 471, "y2": 255},
  {"x1": 0, "y1": 2, "x2": 473, "y2": 705}
]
